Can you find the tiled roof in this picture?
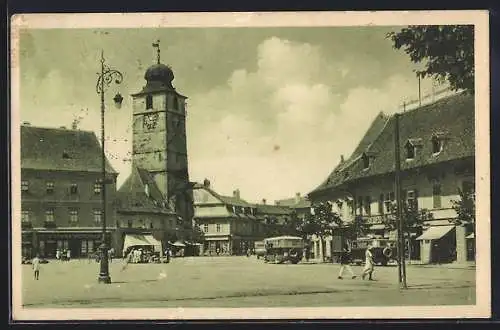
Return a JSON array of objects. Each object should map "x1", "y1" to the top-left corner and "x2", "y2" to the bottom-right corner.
[
  {"x1": 21, "y1": 125, "x2": 117, "y2": 173},
  {"x1": 309, "y1": 92, "x2": 474, "y2": 197},
  {"x1": 116, "y1": 166, "x2": 175, "y2": 215},
  {"x1": 217, "y1": 195, "x2": 253, "y2": 207},
  {"x1": 254, "y1": 204, "x2": 293, "y2": 215},
  {"x1": 192, "y1": 183, "x2": 253, "y2": 208},
  {"x1": 275, "y1": 196, "x2": 311, "y2": 209}
]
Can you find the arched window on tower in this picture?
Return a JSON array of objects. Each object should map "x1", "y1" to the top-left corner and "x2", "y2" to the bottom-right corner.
[
  {"x1": 146, "y1": 95, "x2": 153, "y2": 110},
  {"x1": 431, "y1": 135, "x2": 442, "y2": 154},
  {"x1": 172, "y1": 95, "x2": 178, "y2": 110},
  {"x1": 405, "y1": 141, "x2": 416, "y2": 160}
]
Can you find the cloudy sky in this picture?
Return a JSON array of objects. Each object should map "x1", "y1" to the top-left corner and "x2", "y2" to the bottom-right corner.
[{"x1": 18, "y1": 26, "x2": 444, "y2": 203}]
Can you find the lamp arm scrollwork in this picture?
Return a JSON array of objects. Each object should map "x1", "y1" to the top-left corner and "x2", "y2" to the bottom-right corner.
[{"x1": 96, "y1": 64, "x2": 124, "y2": 94}]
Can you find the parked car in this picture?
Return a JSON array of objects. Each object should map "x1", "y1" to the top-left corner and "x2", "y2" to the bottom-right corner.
[
  {"x1": 350, "y1": 237, "x2": 397, "y2": 266},
  {"x1": 263, "y1": 236, "x2": 305, "y2": 264}
]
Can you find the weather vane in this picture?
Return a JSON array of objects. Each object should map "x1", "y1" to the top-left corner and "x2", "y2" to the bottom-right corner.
[{"x1": 152, "y1": 40, "x2": 161, "y2": 64}]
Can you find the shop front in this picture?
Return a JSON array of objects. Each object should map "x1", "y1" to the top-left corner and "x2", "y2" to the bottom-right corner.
[
  {"x1": 34, "y1": 230, "x2": 114, "y2": 258},
  {"x1": 416, "y1": 225, "x2": 456, "y2": 264}
]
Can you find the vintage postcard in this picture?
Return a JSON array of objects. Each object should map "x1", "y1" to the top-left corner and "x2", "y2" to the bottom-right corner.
[{"x1": 10, "y1": 10, "x2": 490, "y2": 320}]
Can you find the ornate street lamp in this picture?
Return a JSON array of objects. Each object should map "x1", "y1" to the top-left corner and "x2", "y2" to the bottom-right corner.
[{"x1": 96, "y1": 50, "x2": 123, "y2": 284}]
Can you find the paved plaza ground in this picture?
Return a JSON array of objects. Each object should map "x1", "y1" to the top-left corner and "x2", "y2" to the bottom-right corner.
[{"x1": 21, "y1": 256, "x2": 475, "y2": 308}]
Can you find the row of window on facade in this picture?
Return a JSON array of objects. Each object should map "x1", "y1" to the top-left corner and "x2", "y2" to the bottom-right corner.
[
  {"x1": 21, "y1": 180, "x2": 105, "y2": 195},
  {"x1": 361, "y1": 135, "x2": 445, "y2": 170},
  {"x1": 341, "y1": 186, "x2": 442, "y2": 217},
  {"x1": 21, "y1": 209, "x2": 103, "y2": 224},
  {"x1": 339, "y1": 180, "x2": 473, "y2": 217},
  {"x1": 227, "y1": 205, "x2": 255, "y2": 215},
  {"x1": 201, "y1": 221, "x2": 256, "y2": 233}
]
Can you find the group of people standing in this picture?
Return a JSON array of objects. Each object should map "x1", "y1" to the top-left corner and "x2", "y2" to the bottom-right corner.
[{"x1": 55, "y1": 248, "x2": 71, "y2": 262}]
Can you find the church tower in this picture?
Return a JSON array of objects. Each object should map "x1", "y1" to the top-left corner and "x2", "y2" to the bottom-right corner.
[{"x1": 130, "y1": 41, "x2": 193, "y2": 224}]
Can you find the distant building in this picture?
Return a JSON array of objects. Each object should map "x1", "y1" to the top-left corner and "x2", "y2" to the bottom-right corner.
[
  {"x1": 20, "y1": 124, "x2": 118, "y2": 258},
  {"x1": 114, "y1": 166, "x2": 177, "y2": 256},
  {"x1": 192, "y1": 179, "x2": 265, "y2": 255},
  {"x1": 308, "y1": 92, "x2": 475, "y2": 264},
  {"x1": 275, "y1": 192, "x2": 312, "y2": 220}
]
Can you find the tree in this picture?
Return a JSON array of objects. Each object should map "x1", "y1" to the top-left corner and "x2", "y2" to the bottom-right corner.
[
  {"x1": 382, "y1": 200, "x2": 433, "y2": 259},
  {"x1": 450, "y1": 187, "x2": 475, "y2": 230},
  {"x1": 388, "y1": 25, "x2": 474, "y2": 93},
  {"x1": 300, "y1": 202, "x2": 343, "y2": 260},
  {"x1": 281, "y1": 211, "x2": 302, "y2": 236},
  {"x1": 383, "y1": 200, "x2": 433, "y2": 236},
  {"x1": 343, "y1": 214, "x2": 371, "y2": 241}
]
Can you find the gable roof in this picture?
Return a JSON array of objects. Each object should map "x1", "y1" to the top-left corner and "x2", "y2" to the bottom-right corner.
[
  {"x1": 192, "y1": 183, "x2": 253, "y2": 208},
  {"x1": 309, "y1": 92, "x2": 474, "y2": 197},
  {"x1": 21, "y1": 125, "x2": 117, "y2": 174},
  {"x1": 116, "y1": 166, "x2": 175, "y2": 215}
]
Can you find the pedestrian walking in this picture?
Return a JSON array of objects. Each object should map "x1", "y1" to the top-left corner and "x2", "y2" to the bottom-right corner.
[
  {"x1": 56, "y1": 249, "x2": 61, "y2": 261},
  {"x1": 32, "y1": 254, "x2": 41, "y2": 280},
  {"x1": 361, "y1": 245, "x2": 375, "y2": 280},
  {"x1": 338, "y1": 243, "x2": 356, "y2": 279},
  {"x1": 121, "y1": 250, "x2": 133, "y2": 271},
  {"x1": 66, "y1": 249, "x2": 71, "y2": 262}
]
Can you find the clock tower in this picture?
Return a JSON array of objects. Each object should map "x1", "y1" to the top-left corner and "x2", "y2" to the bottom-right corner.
[{"x1": 130, "y1": 41, "x2": 193, "y2": 224}]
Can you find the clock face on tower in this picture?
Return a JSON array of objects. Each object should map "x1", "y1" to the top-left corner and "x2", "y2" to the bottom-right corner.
[{"x1": 143, "y1": 113, "x2": 159, "y2": 130}]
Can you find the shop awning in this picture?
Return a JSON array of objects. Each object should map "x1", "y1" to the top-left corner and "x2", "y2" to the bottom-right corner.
[
  {"x1": 416, "y1": 225, "x2": 455, "y2": 241},
  {"x1": 169, "y1": 241, "x2": 186, "y2": 247},
  {"x1": 143, "y1": 234, "x2": 162, "y2": 252},
  {"x1": 123, "y1": 234, "x2": 155, "y2": 252},
  {"x1": 466, "y1": 233, "x2": 475, "y2": 239}
]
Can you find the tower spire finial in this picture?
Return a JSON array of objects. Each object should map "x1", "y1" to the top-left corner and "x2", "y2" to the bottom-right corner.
[{"x1": 152, "y1": 40, "x2": 161, "y2": 64}]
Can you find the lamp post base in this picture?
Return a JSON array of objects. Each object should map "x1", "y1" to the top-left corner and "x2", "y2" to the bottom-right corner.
[{"x1": 98, "y1": 275, "x2": 112, "y2": 284}]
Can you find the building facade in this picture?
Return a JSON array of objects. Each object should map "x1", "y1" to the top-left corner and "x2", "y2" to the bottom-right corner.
[
  {"x1": 192, "y1": 180, "x2": 266, "y2": 255},
  {"x1": 308, "y1": 92, "x2": 475, "y2": 264},
  {"x1": 21, "y1": 125, "x2": 118, "y2": 258}
]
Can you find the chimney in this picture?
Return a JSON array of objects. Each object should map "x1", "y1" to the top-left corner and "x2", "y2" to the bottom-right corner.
[
  {"x1": 262, "y1": 198, "x2": 266, "y2": 205},
  {"x1": 203, "y1": 178, "x2": 211, "y2": 188},
  {"x1": 233, "y1": 189, "x2": 240, "y2": 199},
  {"x1": 22, "y1": 121, "x2": 31, "y2": 126},
  {"x1": 340, "y1": 155, "x2": 345, "y2": 163},
  {"x1": 295, "y1": 192, "x2": 301, "y2": 204}
]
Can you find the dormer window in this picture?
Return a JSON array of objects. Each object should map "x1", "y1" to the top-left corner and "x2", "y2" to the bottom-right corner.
[
  {"x1": 362, "y1": 153, "x2": 370, "y2": 170},
  {"x1": 405, "y1": 141, "x2": 416, "y2": 160},
  {"x1": 145, "y1": 94, "x2": 153, "y2": 109},
  {"x1": 431, "y1": 135, "x2": 443, "y2": 154}
]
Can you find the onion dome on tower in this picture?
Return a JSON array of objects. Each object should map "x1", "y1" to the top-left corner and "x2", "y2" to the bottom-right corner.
[{"x1": 139, "y1": 40, "x2": 176, "y2": 93}]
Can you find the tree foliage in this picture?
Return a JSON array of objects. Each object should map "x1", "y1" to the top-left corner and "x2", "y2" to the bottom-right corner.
[
  {"x1": 450, "y1": 188, "x2": 475, "y2": 227},
  {"x1": 388, "y1": 25, "x2": 474, "y2": 93},
  {"x1": 301, "y1": 202, "x2": 343, "y2": 239},
  {"x1": 382, "y1": 200, "x2": 433, "y2": 236},
  {"x1": 343, "y1": 215, "x2": 371, "y2": 240}
]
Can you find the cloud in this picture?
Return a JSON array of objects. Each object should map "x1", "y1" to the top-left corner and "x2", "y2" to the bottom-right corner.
[
  {"x1": 19, "y1": 30, "x2": 447, "y2": 202},
  {"x1": 187, "y1": 37, "x2": 445, "y2": 202}
]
